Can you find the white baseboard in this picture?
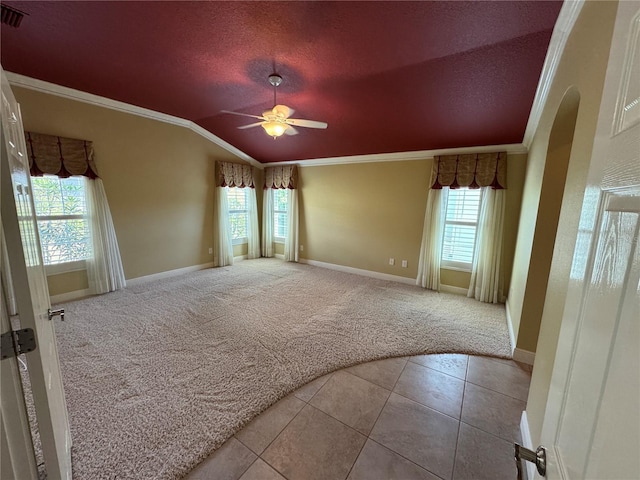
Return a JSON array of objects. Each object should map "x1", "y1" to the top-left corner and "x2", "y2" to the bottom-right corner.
[
  {"x1": 233, "y1": 255, "x2": 248, "y2": 262},
  {"x1": 513, "y1": 348, "x2": 536, "y2": 365},
  {"x1": 505, "y1": 299, "x2": 535, "y2": 365},
  {"x1": 274, "y1": 254, "x2": 285, "y2": 260},
  {"x1": 439, "y1": 285, "x2": 468, "y2": 296},
  {"x1": 506, "y1": 298, "x2": 517, "y2": 354},
  {"x1": 127, "y1": 262, "x2": 214, "y2": 286},
  {"x1": 50, "y1": 288, "x2": 92, "y2": 305},
  {"x1": 299, "y1": 258, "x2": 416, "y2": 285},
  {"x1": 520, "y1": 411, "x2": 536, "y2": 480}
]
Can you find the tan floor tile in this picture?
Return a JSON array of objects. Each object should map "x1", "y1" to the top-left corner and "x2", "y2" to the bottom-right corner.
[
  {"x1": 370, "y1": 393, "x2": 459, "y2": 479},
  {"x1": 409, "y1": 354, "x2": 469, "y2": 380},
  {"x1": 310, "y1": 370, "x2": 390, "y2": 434},
  {"x1": 293, "y1": 372, "x2": 333, "y2": 402},
  {"x1": 453, "y1": 423, "x2": 517, "y2": 480},
  {"x1": 235, "y1": 394, "x2": 305, "y2": 454},
  {"x1": 461, "y1": 383, "x2": 525, "y2": 442},
  {"x1": 394, "y1": 362, "x2": 464, "y2": 419},
  {"x1": 186, "y1": 437, "x2": 256, "y2": 480},
  {"x1": 239, "y1": 459, "x2": 286, "y2": 480},
  {"x1": 467, "y1": 356, "x2": 531, "y2": 401},
  {"x1": 262, "y1": 404, "x2": 366, "y2": 480},
  {"x1": 480, "y1": 355, "x2": 533, "y2": 373},
  {"x1": 345, "y1": 356, "x2": 408, "y2": 390},
  {"x1": 347, "y1": 439, "x2": 440, "y2": 480}
]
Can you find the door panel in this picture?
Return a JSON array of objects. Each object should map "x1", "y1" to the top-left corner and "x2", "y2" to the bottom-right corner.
[
  {"x1": 0, "y1": 274, "x2": 39, "y2": 480},
  {"x1": 541, "y1": 2, "x2": 640, "y2": 479},
  {"x1": 1, "y1": 69, "x2": 72, "y2": 480}
]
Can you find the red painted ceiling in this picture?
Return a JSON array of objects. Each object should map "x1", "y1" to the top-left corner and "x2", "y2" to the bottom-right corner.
[{"x1": 1, "y1": 1, "x2": 562, "y2": 163}]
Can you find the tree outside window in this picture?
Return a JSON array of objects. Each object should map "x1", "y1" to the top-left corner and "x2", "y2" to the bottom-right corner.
[{"x1": 31, "y1": 175, "x2": 90, "y2": 265}]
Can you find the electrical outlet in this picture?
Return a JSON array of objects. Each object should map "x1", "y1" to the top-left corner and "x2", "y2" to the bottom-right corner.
[
  {"x1": 401, "y1": 260, "x2": 408, "y2": 268},
  {"x1": 389, "y1": 258, "x2": 395, "y2": 266},
  {"x1": 208, "y1": 247, "x2": 213, "y2": 255},
  {"x1": 300, "y1": 245, "x2": 304, "y2": 251}
]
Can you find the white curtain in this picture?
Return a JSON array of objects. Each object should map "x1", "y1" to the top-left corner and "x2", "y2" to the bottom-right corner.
[
  {"x1": 214, "y1": 186, "x2": 234, "y2": 267},
  {"x1": 84, "y1": 178, "x2": 126, "y2": 294},
  {"x1": 247, "y1": 188, "x2": 260, "y2": 259},
  {"x1": 262, "y1": 189, "x2": 274, "y2": 257},
  {"x1": 416, "y1": 188, "x2": 448, "y2": 290},
  {"x1": 468, "y1": 188, "x2": 506, "y2": 303},
  {"x1": 284, "y1": 189, "x2": 299, "y2": 262},
  {"x1": 1, "y1": 225, "x2": 17, "y2": 315}
]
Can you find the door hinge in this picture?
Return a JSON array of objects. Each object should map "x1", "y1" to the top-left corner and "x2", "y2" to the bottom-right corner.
[{"x1": 0, "y1": 328, "x2": 36, "y2": 360}]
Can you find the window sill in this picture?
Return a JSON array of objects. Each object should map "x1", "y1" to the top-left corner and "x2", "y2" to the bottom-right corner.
[
  {"x1": 274, "y1": 238, "x2": 285, "y2": 244},
  {"x1": 232, "y1": 238, "x2": 248, "y2": 246},
  {"x1": 440, "y1": 264, "x2": 472, "y2": 273},
  {"x1": 45, "y1": 260, "x2": 87, "y2": 276}
]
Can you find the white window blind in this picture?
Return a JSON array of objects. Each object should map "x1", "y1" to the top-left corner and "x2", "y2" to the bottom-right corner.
[
  {"x1": 31, "y1": 175, "x2": 90, "y2": 266},
  {"x1": 273, "y1": 189, "x2": 289, "y2": 241},
  {"x1": 227, "y1": 187, "x2": 249, "y2": 243},
  {"x1": 442, "y1": 188, "x2": 482, "y2": 269}
]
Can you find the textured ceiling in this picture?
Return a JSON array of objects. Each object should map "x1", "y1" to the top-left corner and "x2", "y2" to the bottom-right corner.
[{"x1": 0, "y1": 1, "x2": 562, "y2": 163}]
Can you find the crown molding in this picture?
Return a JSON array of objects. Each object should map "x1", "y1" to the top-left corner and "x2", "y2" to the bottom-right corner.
[
  {"x1": 5, "y1": 72, "x2": 262, "y2": 169},
  {"x1": 6, "y1": 72, "x2": 530, "y2": 170},
  {"x1": 268, "y1": 143, "x2": 528, "y2": 167},
  {"x1": 522, "y1": 0, "x2": 585, "y2": 149}
]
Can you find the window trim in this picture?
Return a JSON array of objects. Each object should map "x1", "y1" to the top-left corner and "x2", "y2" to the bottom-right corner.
[
  {"x1": 32, "y1": 175, "x2": 91, "y2": 269},
  {"x1": 227, "y1": 187, "x2": 249, "y2": 245},
  {"x1": 45, "y1": 259, "x2": 87, "y2": 276},
  {"x1": 440, "y1": 188, "x2": 482, "y2": 272},
  {"x1": 273, "y1": 189, "x2": 288, "y2": 243}
]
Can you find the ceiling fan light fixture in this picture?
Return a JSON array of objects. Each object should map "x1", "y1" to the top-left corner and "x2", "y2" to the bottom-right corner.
[{"x1": 262, "y1": 121, "x2": 287, "y2": 138}]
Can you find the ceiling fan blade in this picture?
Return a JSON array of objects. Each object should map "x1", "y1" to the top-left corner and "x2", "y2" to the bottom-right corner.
[
  {"x1": 285, "y1": 118, "x2": 328, "y2": 129},
  {"x1": 237, "y1": 122, "x2": 264, "y2": 130},
  {"x1": 284, "y1": 126, "x2": 298, "y2": 136},
  {"x1": 220, "y1": 110, "x2": 265, "y2": 120},
  {"x1": 273, "y1": 104, "x2": 294, "y2": 118}
]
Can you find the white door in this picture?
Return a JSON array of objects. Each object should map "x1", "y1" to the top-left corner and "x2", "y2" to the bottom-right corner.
[
  {"x1": 1, "y1": 266, "x2": 39, "y2": 480},
  {"x1": 1, "y1": 69, "x2": 73, "y2": 479},
  {"x1": 539, "y1": 2, "x2": 640, "y2": 479}
]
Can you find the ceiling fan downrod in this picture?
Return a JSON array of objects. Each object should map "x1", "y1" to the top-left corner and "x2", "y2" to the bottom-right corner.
[{"x1": 268, "y1": 74, "x2": 282, "y2": 107}]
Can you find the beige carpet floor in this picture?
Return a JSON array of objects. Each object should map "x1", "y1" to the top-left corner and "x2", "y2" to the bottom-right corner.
[{"x1": 52, "y1": 259, "x2": 511, "y2": 479}]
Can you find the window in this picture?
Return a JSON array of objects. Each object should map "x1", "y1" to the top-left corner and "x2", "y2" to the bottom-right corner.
[
  {"x1": 31, "y1": 175, "x2": 90, "y2": 270},
  {"x1": 441, "y1": 188, "x2": 482, "y2": 270},
  {"x1": 227, "y1": 187, "x2": 249, "y2": 244},
  {"x1": 273, "y1": 189, "x2": 289, "y2": 242}
]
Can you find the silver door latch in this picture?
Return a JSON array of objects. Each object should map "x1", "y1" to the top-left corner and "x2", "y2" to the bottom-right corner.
[
  {"x1": 48, "y1": 308, "x2": 65, "y2": 321},
  {"x1": 515, "y1": 443, "x2": 546, "y2": 478}
]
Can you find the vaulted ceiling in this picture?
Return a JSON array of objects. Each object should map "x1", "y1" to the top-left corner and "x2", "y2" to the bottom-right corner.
[{"x1": 0, "y1": 1, "x2": 562, "y2": 163}]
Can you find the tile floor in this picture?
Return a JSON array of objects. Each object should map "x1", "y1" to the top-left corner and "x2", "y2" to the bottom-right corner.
[{"x1": 185, "y1": 354, "x2": 532, "y2": 480}]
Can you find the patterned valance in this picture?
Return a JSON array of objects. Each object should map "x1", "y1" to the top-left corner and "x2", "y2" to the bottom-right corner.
[
  {"x1": 26, "y1": 132, "x2": 99, "y2": 178},
  {"x1": 216, "y1": 161, "x2": 255, "y2": 188},
  {"x1": 431, "y1": 152, "x2": 507, "y2": 190},
  {"x1": 264, "y1": 165, "x2": 298, "y2": 189}
]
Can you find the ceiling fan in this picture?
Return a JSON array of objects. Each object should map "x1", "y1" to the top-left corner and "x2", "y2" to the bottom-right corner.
[{"x1": 222, "y1": 74, "x2": 328, "y2": 138}]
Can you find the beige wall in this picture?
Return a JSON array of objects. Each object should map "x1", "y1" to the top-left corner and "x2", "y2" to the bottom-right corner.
[
  {"x1": 298, "y1": 154, "x2": 526, "y2": 292},
  {"x1": 507, "y1": 1, "x2": 617, "y2": 444},
  {"x1": 299, "y1": 160, "x2": 430, "y2": 278},
  {"x1": 14, "y1": 87, "x2": 253, "y2": 295},
  {"x1": 15, "y1": 87, "x2": 526, "y2": 300},
  {"x1": 46, "y1": 270, "x2": 88, "y2": 297}
]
